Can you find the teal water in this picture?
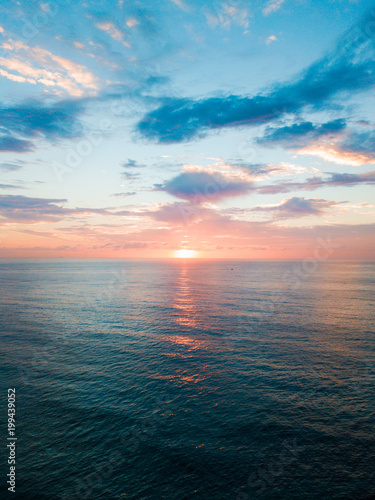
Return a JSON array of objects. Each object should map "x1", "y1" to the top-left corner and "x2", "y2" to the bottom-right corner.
[{"x1": 0, "y1": 260, "x2": 374, "y2": 499}]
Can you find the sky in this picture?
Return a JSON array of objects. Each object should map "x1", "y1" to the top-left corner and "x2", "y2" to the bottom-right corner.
[{"x1": 0, "y1": 0, "x2": 375, "y2": 259}]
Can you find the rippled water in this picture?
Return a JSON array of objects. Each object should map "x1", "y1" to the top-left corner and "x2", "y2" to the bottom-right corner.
[{"x1": 0, "y1": 259, "x2": 374, "y2": 499}]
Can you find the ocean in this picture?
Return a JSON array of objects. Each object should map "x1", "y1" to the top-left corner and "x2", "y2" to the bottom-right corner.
[{"x1": 1, "y1": 259, "x2": 374, "y2": 499}]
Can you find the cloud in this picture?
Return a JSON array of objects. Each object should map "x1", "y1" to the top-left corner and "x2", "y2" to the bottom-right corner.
[
  {"x1": 170, "y1": 0, "x2": 189, "y2": 12},
  {"x1": 0, "y1": 195, "x2": 69, "y2": 222},
  {"x1": 0, "y1": 40, "x2": 99, "y2": 96},
  {"x1": 0, "y1": 245, "x2": 81, "y2": 253},
  {"x1": 111, "y1": 192, "x2": 137, "y2": 197},
  {"x1": 91, "y1": 242, "x2": 151, "y2": 250},
  {"x1": 299, "y1": 129, "x2": 375, "y2": 165},
  {"x1": 95, "y1": 22, "x2": 123, "y2": 41},
  {"x1": 95, "y1": 22, "x2": 131, "y2": 47},
  {"x1": 252, "y1": 197, "x2": 341, "y2": 218},
  {"x1": 154, "y1": 161, "x2": 311, "y2": 205},
  {"x1": 0, "y1": 162, "x2": 25, "y2": 172},
  {"x1": 0, "y1": 100, "x2": 83, "y2": 152},
  {"x1": 0, "y1": 68, "x2": 37, "y2": 84},
  {"x1": 121, "y1": 172, "x2": 140, "y2": 181},
  {"x1": 0, "y1": 195, "x2": 107, "y2": 223},
  {"x1": 140, "y1": 201, "x2": 216, "y2": 225},
  {"x1": 257, "y1": 169, "x2": 375, "y2": 194},
  {"x1": 0, "y1": 183, "x2": 23, "y2": 190},
  {"x1": 204, "y1": 3, "x2": 250, "y2": 30},
  {"x1": 266, "y1": 35, "x2": 277, "y2": 45},
  {"x1": 136, "y1": 12, "x2": 375, "y2": 143},
  {"x1": 259, "y1": 118, "x2": 375, "y2": 165},
  {"x1": 0, "y1": 135, "x2": 34, "y2": 152},
  {"x1": 339, "y1": 130, "x2": 375, "y2": 162},
  {"x1": 122, "y1": 158, "x2": 146, "y2": 168},
  {"x1": 237, "y1": 162, "x2": 308, "y2": 178},
  {"x1": 0, "y1": 100, "x2": 83, "y2": 139},
  {"x1": 298, "y1": 144, "x2": 374, "y2": 166},
  {"x1": 263, "y1": 0, "x2": 285, "y2": 16},
  {"x1": 126, "y1": 18, "x2": 139, "y2": 28},
  {"x1": 158, "y1": 166, "x2": 255, "y2": 202},
  {"x1": 3, "y1": 219, "x2": 375, "y2": 259},
  {"x1": 258, "y1": 119, "x2": 347, "y2": 147}
]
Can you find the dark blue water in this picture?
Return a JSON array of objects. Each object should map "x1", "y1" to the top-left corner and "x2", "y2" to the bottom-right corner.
[{"x1": 1, "y1": 260, "x2": 374, "y2": 499}]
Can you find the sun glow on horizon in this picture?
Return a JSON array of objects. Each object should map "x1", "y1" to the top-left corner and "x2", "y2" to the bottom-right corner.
[{"x1": 173, "y1": 249, "x2": 198, "y2": 258}]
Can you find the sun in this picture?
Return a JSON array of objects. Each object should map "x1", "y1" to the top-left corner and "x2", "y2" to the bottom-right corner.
[{"x1": 173, "y1": 249, "x2": 198, "y2": 259}]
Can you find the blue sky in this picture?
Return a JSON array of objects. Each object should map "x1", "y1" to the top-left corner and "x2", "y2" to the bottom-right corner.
[{"x1": 1, "y1": 0, "x2": 375, "y2": 258}]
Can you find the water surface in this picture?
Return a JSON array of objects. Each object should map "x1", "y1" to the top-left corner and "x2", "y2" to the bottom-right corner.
[{"x1": 0, "y1": 260, "x2": 374, "y2": 499}]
